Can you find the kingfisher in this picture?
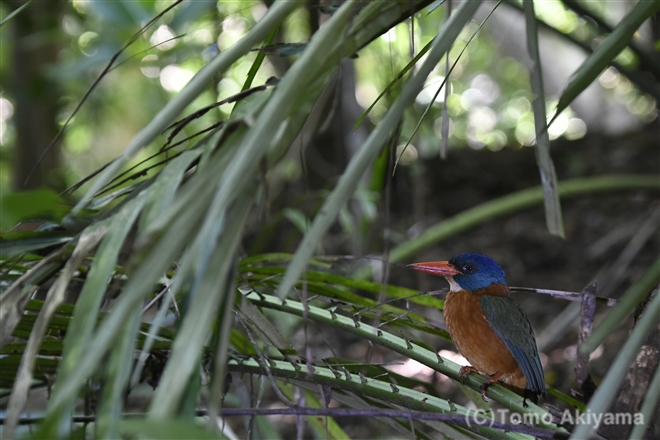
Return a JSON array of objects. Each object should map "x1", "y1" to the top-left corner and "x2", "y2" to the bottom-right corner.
[{"x1": 409, "y1": 252, "x2": 545, "y2": 404}]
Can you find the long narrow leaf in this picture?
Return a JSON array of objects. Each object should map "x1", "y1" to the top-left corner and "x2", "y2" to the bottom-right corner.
[
  {"x1": 148, "y1": 191, "x2": 253, "y2": 418},
  {"x1": 0, "y1": 231, "x2": 73, "y2": 258},
  {"x1": 95, "y1": 305, "x2": 143, "y2": 438},
  {"x1": 139, "y1": 150, "x2": 202, "y2": 231},
  {"x1": 43, "y1": 194, "x2": 147, "y2": 434},
  {"x1": 43, "y1": 159, "x2": 222, "y2": 424},
  {"x1": 3, "y1": 229, "x2": 105, "y2": 439},
  {"x1": 276, "y1": 0, "x2": 483, "y2": 299},
  {"x1": 524, "y1": 0, "x2": 564, "y2": 237},
  {"x1": 71, "y1": 0, "x2": 300, "y2": 214},
  {"x1": 0, "y1": 249, "x2": 65, "y2": 348},
  {"x1": 0, "y1": 0, "x2": 34, "y2": 27}
]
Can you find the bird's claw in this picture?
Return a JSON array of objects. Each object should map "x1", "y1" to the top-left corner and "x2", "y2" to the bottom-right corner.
[
  {"x1": 479, "y1": 382, "x2": 490, "y2": 402},
  {"x1": 458, "y1": 366, "x2": 495, "y2": 401},
  {"x1": 458, "y1": 366, "x2": 480, "y2": 384}
]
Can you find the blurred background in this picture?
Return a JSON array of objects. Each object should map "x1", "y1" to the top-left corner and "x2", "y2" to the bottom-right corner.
[
  {"x1": 1, "y1": 0, "x2": 658, "y2": 438},
  {"x1": 1, "y1": 1, "x2": 656, "y2": 195}
]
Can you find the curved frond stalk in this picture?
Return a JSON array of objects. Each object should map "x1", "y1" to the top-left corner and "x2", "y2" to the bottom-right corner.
[
  {"x1": 239, "y1": 290, "x2": 568, "y2": 438},
  {"x1": 354, "y1": 175, "x2": 660, "y2": 279}
]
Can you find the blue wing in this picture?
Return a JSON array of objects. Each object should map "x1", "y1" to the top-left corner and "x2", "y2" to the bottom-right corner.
[{"x1": 480, "y1": 295, "x2": 545, "y2": 394}]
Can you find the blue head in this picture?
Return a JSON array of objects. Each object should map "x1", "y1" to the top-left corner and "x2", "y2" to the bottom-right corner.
[{"x1": 448, "y1": 253, "x2": 506, "y2": 291}]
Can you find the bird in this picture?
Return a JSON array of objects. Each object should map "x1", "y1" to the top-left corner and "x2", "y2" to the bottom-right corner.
[{"x1": 408, "y1": 252, "x2": 545, "y2": 404}]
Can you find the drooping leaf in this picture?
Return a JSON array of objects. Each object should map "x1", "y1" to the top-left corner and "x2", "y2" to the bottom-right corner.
[
  {"x1": 277, "y1": 0, "x2": 483, "y2": 300},
  {"x1": 524, "y1": 0, "x2": 564, "y2": 237}
]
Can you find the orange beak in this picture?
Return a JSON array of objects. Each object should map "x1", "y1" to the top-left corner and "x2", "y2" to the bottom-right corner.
[{"x1": 408, "y1": 261, "x2": 460, "y2": 277}]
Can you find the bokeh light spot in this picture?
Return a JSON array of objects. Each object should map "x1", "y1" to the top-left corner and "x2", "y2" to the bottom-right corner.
[
  {"x1": 151, "y1": 25, "x2": 177, "y2": 51},
  {"x1": 78, "y1": 31, "x2": 99, "y2": 56},
  {"x1": 416, "y1": 77, "x2": 447, "y2": 105},
  {"x1": 396, "y1": 144, "x2": 419, "y2": 166},
  {"x1": 140, "y1": 55, "x2": 160, "y2": 79},
  {"x1": 160, "y1": 65, "x2": 194, "y2": 92},
  {"x1": 565, "y1": 118, "x2": 587, "y2": 140}
]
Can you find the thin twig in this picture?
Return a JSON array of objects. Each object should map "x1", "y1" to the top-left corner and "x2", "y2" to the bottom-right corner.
[
  {"x1": 377, "y1": 310, "x2": 416, "y2": 328},
  {"x1": 511, "y1": 287, "x2": 618, "y2": 306}
]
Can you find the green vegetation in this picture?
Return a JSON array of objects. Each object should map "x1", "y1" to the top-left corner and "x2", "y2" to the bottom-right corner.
[{"x1": 1, "y1": 1, "x2": 658, "y2": 438}]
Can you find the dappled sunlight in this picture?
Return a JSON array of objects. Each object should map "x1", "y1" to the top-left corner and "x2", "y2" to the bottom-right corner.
[
  {"x1": 140, "y1": 55, "x2": 160, "y2": 79},
  {"x1": 416, "y1": 76, "x2": 447, "y2": 105},
  {"x1": 150, "y1": 25, "x2": 177, "y2": 51},
  {"x1": 395, "y1": 144, "x2": 419, "y2": 166},
  {"x1": 0, "y1": 97, "x2": 14, "y2": 146},
  {"x1": 386, "y1": 358, "x2": 434, "y2": 381},
  {"x1": 159, "y1": 65, "x2": 195, "y2": 92}
]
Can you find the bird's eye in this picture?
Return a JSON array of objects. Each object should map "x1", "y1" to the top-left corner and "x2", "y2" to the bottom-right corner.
[{"x1": 462, "y1": 264, "x2": 475, "y2": 274}]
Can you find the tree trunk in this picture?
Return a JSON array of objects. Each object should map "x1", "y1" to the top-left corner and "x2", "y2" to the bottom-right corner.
[{"x1": 8, "y1": 0, "x2": 65, "y2": 191}]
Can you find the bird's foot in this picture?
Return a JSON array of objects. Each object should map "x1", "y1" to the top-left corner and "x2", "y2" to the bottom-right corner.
[
  {"x1": 458, "y1": 366, "x2": 480, "y2": 384},
  {"x1": 478, "y1": 372, "x2": 504, "y2": 402}
]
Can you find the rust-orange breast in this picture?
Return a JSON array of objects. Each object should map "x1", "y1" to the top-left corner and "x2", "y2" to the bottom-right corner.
[{"x1": 444, "y1": 289, "x2": 527, "y2": 389}]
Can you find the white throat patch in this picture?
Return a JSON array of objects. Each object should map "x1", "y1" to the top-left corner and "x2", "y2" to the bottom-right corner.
[{"x1": 446, "y1": 277, "x2": 462, "y2": 292}]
